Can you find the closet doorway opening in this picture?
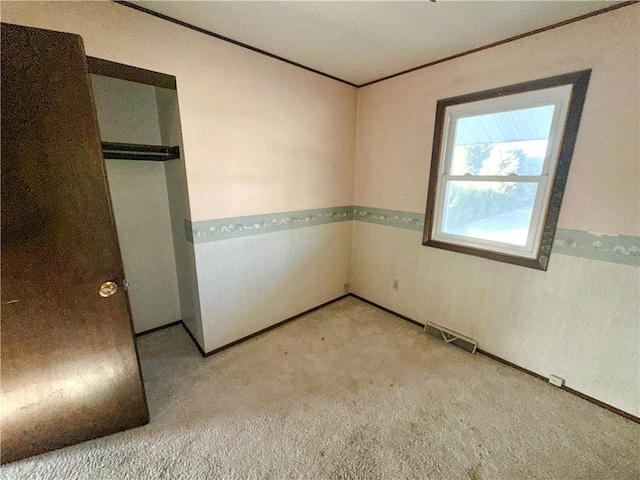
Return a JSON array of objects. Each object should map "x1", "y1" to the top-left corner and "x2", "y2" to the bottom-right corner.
[{"x1": 88, "y1": 58, "x2": 199, "y2": 337}]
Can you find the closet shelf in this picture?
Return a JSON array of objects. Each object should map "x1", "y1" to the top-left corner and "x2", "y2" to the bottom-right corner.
[{"x1": 101, "y1": 142, "x2": 180, "y2": 161}]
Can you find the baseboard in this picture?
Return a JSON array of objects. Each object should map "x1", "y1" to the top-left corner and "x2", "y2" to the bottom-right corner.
[
  {"x1": 135, "y1": 320, "x2": 182, "y2": 337},
  {"x1": 477, "y1": 348, "x2": 640, "y2": 424},
  {"x1": 197, "y1": 294, "x2": 350, "y2": 357},
  {"x1": 180, "y1": 321, "x2": 207, "y2": 357},
  {"x1": 135, "y1": 293, "x2": 638, "y2": 423},
  {"x1": 133, "y1": 318, "x2": 207, "y2": 356},
  {"x1": 349, "y1": 294, "x2": 425, "y2": 327},
  {"x1": 348, "y1": 293, "x2": 640, "y2": 424}
]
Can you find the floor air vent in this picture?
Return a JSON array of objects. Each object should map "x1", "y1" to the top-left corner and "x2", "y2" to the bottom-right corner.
[{"x1": 424, "y1": 321, "x2": 478, "y2": 354}]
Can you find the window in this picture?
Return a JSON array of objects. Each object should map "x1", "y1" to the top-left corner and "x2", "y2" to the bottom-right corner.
[{"x1": 423, "y1": 70, "x2": 591, "y2": 270}]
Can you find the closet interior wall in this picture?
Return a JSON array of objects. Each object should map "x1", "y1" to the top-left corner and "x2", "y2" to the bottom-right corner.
[
  {"x1": 155, "y1": 86, "x2": 204, "y2": 343},
  {"x1": 90, "y1": 74, "x2": 197, "y2": 334}
]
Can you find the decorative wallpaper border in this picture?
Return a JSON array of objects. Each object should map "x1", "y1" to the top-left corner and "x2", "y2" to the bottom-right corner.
[
  {"x1": 551, "y1": 229, "x2": 639, "y2": 267},
  {"x1": 351, "y1": 206, "x2": 639, "y2": 267},
  {"x1": 352, "y1": 206, "x2": 424, "y2": 231},
  {"x1": 185, "y1": 205, "x2": 639, "y2": 266},
  {"x1": 187, "y1": 206, "x2": 353, "y2": 244}
]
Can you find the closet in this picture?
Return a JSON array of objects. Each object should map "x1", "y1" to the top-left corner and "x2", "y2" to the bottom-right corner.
[
  {"x1": 1, "y1": 23, "x2": 150, "y2": 464},
  {"x1": 89, "y1": 67, "x2": 196, "y2": 335},
  {"x1": 1, "y1": 21, "x2": 199, "y2": 463}
]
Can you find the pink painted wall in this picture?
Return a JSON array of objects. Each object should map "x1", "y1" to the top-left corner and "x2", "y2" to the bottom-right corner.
[
  {"x1": 1, "y1": 1, "x2": 357, "y2": 221},
  {"x1": 355, "y1": 5, "x2": 639, "y2": 236},
  {"x1": 352, "y1": 5, "x2": 640, "y2": 416},
  {"x1": 1, "y1": 0, "x2": 356, "y2": 351}
]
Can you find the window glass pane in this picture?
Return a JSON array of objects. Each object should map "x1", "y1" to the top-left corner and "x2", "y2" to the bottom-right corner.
[
  {"x1": 442, "y1": 181, "x2": 539, "y2": 246},
  {"x1": 450, "y1": 105, "x2": 555, "y2": 176}
]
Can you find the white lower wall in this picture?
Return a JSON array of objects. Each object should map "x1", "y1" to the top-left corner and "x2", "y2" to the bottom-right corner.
[
  {"x1": 195, "y1": 221, "x2": 352, "y2": 352},
  {"x1": 351, "y1": 221, "x2": 640, "y2": 417}
]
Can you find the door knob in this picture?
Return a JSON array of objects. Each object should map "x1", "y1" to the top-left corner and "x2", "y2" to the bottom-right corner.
[{"x1": 99, "y1": 281, "x2": 118, "y2": 298}]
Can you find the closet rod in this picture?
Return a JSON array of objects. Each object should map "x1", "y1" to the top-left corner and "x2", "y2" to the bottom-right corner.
[{"x1": 102, "y1": 142, "x2": 180, "y2": 161}]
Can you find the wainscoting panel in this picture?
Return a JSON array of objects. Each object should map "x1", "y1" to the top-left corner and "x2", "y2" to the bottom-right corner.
[
  {"x1": 350, "y1": 220, "x2": 639, "y2": 417},
  {"x1": 195, "y1": 221, "x2": 352, "y2": 352}
]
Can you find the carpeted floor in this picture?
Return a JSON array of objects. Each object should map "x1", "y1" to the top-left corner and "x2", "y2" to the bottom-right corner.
[{"x1": 3, "y1": 297, "x2": 639, "y2": 479}]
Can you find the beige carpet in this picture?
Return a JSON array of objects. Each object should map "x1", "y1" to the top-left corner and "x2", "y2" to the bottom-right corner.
[{"x1": 3, "y1": 297, "x2": 639, "y2": 479}]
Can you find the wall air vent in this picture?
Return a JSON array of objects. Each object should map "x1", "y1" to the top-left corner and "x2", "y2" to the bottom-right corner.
[{"x1": 424, "y1": 321, "x2": 478, "y2": 354}]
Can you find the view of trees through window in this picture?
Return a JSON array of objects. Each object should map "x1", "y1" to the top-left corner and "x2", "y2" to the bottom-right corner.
[
  {"x1": 442, "y1": 140, "x2": 547, "y2": 245},
  {"x1": 426, "y1": 71, "x2": 590, "y2": 268}
]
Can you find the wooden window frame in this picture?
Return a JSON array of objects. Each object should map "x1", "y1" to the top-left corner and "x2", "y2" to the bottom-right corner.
[{"x1": 422, "y1": 70, "x2": 591, "y2": 270}]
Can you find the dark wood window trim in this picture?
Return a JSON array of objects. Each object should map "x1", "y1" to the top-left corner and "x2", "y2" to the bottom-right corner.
[
  {"x1": 423, "y1": 70, "x2": 591, "y2": 270},
  {"x1": 87, "y1": 56, "x2": 177, "y2": 90}
]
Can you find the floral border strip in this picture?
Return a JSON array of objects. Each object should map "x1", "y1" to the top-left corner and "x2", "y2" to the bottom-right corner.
[
  {"x1": 187, "y1": 206, "x2": 353, "y2": 244},
  {"x1": 185, "y1": 205, "x2": 639, "y2": 266},
  {"x1": 353, "y1": 206, "x2": 424, "y2": 231},
  {"x1": 551, "y1": 228, "x2": 639, "y2": 267},
  {"x1": 352, "y1": 206, "x2": 639, "y2": 266}
]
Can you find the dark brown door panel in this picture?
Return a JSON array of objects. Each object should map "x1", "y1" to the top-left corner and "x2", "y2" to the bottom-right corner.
[{"x1": 1, "y1": 22, "x2": 149, "y2": 464}]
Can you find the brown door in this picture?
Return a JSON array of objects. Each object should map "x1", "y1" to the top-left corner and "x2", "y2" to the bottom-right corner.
[{"x1": 1, "y1": 23, "x2": 149, "y2": 464}]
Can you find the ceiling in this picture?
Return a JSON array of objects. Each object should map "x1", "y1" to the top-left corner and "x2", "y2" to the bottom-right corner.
[{"x1": 127, "y1": 1, "x2": 624, "y2": 86}]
